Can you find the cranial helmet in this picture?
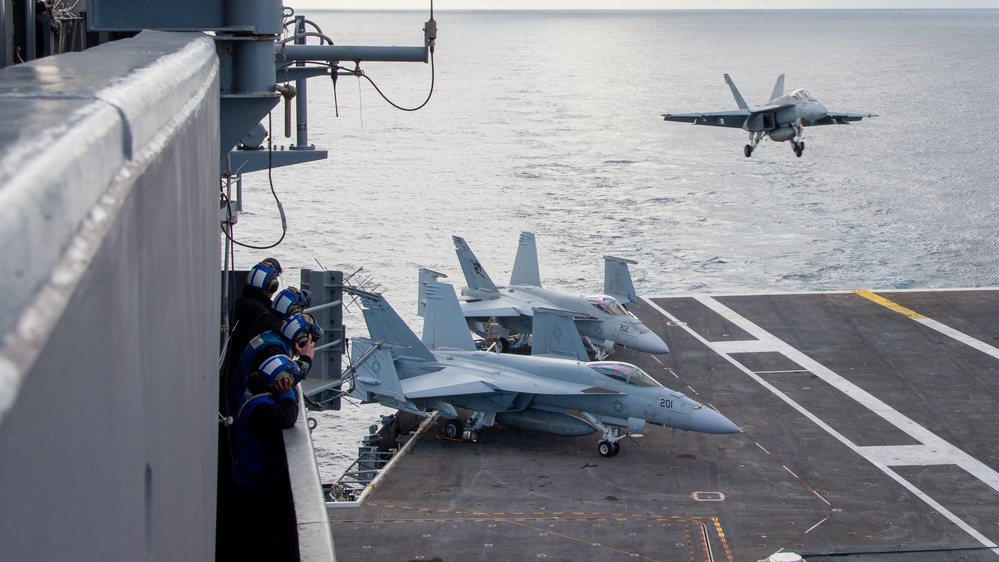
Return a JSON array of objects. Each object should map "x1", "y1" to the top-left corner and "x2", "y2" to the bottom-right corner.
[
  {"x1": 257, "y1": 354, "x2": 301, "y2": 385},
  {"x1": 259, "y1": 257, "x2": 282, "y2": 275},
  {"x1": 273, "y1": 287, "x2": 312, "y2": 318},
  {"x1": 280, "y1": 313, "x2": 323, "y2": 347},
  {"x1": 247, "y1": 261, "x2": 281, "y2": 293}
]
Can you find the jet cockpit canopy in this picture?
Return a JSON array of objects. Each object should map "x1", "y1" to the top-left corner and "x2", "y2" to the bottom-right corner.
[
  {"x1": 791, "y1": 89, "x2": 812, "y2": 100},
  {"x1": 587, "y1": 361, "x2": 663, "y2": 388},
  {"x1": 586, "y1": 294, "x2": 632, "y2": 317}
]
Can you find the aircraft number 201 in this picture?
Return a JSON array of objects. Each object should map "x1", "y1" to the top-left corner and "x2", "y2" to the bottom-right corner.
[{"x1": 660, "y1": 399, "x2": 673, "y2": 409}]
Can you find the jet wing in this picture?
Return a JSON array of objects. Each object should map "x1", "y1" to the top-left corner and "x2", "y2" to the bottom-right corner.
[
  {"x1": 802, "y1": 112, "x2": 873, "y2": 126},
  {"x1": 750, "y1": 102, "x2": 795, "y2": 114},
  {"x1": 400, "y1": 366, "x2": 623, "y2": 399},
  {"x1": 459, "y1": 298, "x2": 527, "y2": 319},
  {"x1": 401, "y1": 371, "x2": 499, "y2": 398},
  {"x1": 662, "y1": 109, "x2": 750, "y2": 128}
]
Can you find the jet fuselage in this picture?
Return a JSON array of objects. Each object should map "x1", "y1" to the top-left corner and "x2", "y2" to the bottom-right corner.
[
  {"x1": 415, "y1": 351, "x2": 737, "y2": 435},
  {"x1": 462, "y1": 284, "x2": 670, "y2": 355}
]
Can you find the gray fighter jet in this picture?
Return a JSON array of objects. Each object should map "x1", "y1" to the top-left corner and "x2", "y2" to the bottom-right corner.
[
  {"x1": 345, "y1": 282, "x2": 739, "y2": 457},
  {"x1": 662, "y1": 73, "x2": 874, "y2": 157},
  {"x1": 419, "y1": 232, "x2": 669, "y2": 359}
]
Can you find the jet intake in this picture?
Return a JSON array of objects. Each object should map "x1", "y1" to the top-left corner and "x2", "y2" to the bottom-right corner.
[
  {"x1": 496, "y1": 411, "x2": 596, "y2": 437},
  {"x1": 768, "y1": 127, "x2": 796, "y2": 142}
]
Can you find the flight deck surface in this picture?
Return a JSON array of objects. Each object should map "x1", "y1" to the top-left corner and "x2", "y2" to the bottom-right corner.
[{"x1": 328, "y1": 289, "x2": 999, "y2": 561}]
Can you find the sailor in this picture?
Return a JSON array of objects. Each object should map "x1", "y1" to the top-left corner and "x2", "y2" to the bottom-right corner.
[
  {"x1": 218, "y1": 259, "x2": 286, "y2": 497},
  {"x1": 217, "y1": 355, "x2": 302, "y2": 561},
  {"x1": 226, "y1": 312, "x2": 320, "y2": 417},
  {"x1": 223, "y1": 258, "x2": 283, "y2": 385},
  {"x1": 242, "y1": 286, "x2": 313, "y2": 345}
]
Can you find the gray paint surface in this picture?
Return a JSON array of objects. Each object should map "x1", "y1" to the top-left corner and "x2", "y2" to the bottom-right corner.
[{"x1": 0, "y1": 31, "x2": 220, "y2": 560}]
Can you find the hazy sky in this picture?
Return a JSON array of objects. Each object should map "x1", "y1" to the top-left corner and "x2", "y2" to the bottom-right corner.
[{"x1": 292, "y1": 1, "x2": 995, "y2": 9}]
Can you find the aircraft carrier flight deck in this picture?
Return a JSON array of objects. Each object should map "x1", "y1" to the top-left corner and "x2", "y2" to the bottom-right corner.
[{"x1": 328, "y1": 289, "x2": 999, "y2": 562}]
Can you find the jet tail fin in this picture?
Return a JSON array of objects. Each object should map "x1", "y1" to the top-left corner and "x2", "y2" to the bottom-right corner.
[
  {"x1": 421, "y1": 282, "x2": 476, "y2": 351},
  {"x1": 724, "y1": 73, "x2": 749, "y2": 110},
  {"x1": 769, "y1": 74, "x2": 786, "y2": 103},
  {"x1": 510, "y1": 231, "x2": 542, "y2": 287},
  {"x1": 417, "y1": 267, "x2": 448, "y2": 317},
  {"x1": 346, "y1": 287, "x2": 436, "y2": 363},
  {"x1": 348, "y1": 338, "x2": 408, "y2": 403},
  {"x1": 603, "y1": 256, "x2": 639, "y2": 304},
  {"x1": 453, "y1": 235, "x2": 499, "y2": 295},
  {"x1": 531, "y1": 308, "x2": 589, "y2": 361}
]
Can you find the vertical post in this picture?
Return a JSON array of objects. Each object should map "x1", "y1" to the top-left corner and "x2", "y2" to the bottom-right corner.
[
  {"x1": 22, "y1": 0, "x2": 34, "y2": 61},
  {"x1": 292, "y1": 15, "x2": 312, "y2": 150},
  {"x1": 235, "y1": 175, "x2": 243, "y2": 212},
  {"x1": 1, "y1": 0, "x2": 9, "y2": 67},
  {"x1": 301, "y1": 269, "x2": 343, "y2": 410}
]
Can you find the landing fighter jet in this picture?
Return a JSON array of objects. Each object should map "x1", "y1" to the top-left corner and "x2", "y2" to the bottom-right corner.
[
  {"x1": 420, "y1": 232, "x2": 669, "y2": 359},
  {"x1": 345, "y1": 282, "x2": 739, "y2": 457},
  {"x1": 662, "y1": 74, "x2": 874, "y2": 157}
]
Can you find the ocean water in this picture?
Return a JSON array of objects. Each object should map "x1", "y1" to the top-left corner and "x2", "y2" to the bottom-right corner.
[{"x1": 230, "y1": 9, "x2": 999, "y2": 481}]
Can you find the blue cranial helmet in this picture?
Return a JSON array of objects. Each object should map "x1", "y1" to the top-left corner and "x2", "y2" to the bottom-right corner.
[
  {"x1": 246, "y1": 261, "x2": 280, "y2": 293},
  {"x1": 280, "y1": 313, "x2": 323, "y2": 346},
  {"x1": 273, "y1": 287, "x2": 312, "y2": 318},
  {"x1": 257, "y1": 355, "x2": 301, "y2": 385}
]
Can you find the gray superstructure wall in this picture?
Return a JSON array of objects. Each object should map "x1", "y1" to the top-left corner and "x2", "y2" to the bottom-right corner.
[{"x1": 0, "y1": 31, "x2": 220, "y2": 560}]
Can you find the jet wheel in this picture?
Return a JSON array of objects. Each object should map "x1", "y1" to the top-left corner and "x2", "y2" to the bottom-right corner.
[
  {"x1": 444, "y1": 420, "x2": 463, "y2": 440},
  {"x1": 744, "y1": 145, "x2": 753, "y2": 158},
  {"x1": 598, "y1": 440, "x2": 620, "y2": 457}
]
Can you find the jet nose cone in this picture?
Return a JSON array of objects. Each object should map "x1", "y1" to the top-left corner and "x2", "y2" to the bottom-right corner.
[
  {"x1": 637, "y1": 331, "x2": 670, "y2": 354},
  {"x1": 690, "y1": 407, "x2": 741, "y2": 434}
]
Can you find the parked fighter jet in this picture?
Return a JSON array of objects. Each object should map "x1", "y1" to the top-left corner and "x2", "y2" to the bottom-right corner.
[
  {"x1": 662, "y1": 73, "x2": 874, "y2": 157},
  {"x1": 419, "y1": 232, "x2": 669, "y2": 359},
  {"x1": 344, "y1": 282, "x2": 739, "y2": 457}
]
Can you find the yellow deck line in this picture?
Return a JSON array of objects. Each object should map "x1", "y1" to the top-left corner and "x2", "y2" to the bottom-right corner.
[{"x1": 853, "y1": 290, "x2": 926, "y2": 319}]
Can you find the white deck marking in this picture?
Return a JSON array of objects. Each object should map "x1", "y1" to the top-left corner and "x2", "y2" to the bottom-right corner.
[
  {"x1": 854, "y1": 289, "x2": 999, "y2": 360},
  {"x1": 643, "y1": 295, "x2": 999, "y2": 555}
]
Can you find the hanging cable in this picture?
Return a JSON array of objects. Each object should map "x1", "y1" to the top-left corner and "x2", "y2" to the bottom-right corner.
[
  {"x1": 220, "y1": 111, "x2": 288, "y2": 250},
  {"x1": 350, "y1": 50, "x2": 435, "y2": 113}
]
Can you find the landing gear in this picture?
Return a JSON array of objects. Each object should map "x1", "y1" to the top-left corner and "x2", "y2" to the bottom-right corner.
[
  {"x1": 598, "y1": 440, "x2": 621, "y2": 457},
  {"x1": 792, "y1": 123, "x2": 805, "y2": 157},
  {"x1": 581, "y1": 412, "x2": 625, "y2": 457},
  {"x1": 443, "y1": 412, "x2": 492, "y2": 442},
  {"x1": 443, "y1": 419, "x2": 463, "y2": 439},
  {"x1": 582, "y1": 336, "x2": 612, "y2": 360},
  {"x1": 744, "y1": 131, "x2": 763, "y2": 157},
  {"x1": 490, "y1": 337, "x2": 509, "y2": 353}
]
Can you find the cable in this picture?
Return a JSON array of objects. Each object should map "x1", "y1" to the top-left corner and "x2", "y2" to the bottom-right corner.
[
  {"x1": 220, "y1": 111, "x2": 288, "y2": 250},
  {"x1": 350, "y1": 50, "x2": 437, "y2": 111}
]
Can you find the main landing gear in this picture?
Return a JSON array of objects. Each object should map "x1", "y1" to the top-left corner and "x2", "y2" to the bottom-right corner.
[
  {"x1": 442, "y1": 412, "x2": 492, "y2": 442},
  {"x1": 580, "y1": 412, "x2": 625, "y2": 457},
  {"x1": 744, "y1": 131, "x2": 764, "y2": 157}
]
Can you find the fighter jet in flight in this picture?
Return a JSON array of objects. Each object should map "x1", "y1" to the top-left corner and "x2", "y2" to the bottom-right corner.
[
  {"x1": 662, "y1": 73, "x2": 874, "y2": 157},
  {"x1": 344, "y1": 282, "x2": 739, "y2": 457},
  {"x1": 420, "y1": 232, "x2": 669, "y2": 359}
]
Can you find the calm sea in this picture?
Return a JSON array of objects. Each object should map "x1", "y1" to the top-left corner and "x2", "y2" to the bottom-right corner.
[{"x1": 231, "y1": 9, "x2": 999, "y2": 480}]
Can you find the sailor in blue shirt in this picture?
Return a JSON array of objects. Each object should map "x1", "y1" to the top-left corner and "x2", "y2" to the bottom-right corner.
[
  {"x1": 217, "y1": 355, "x2": 302, "y2": 561},
  {"x1": 226, "y1": 312, "x2": 320, "y2": 419}
]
